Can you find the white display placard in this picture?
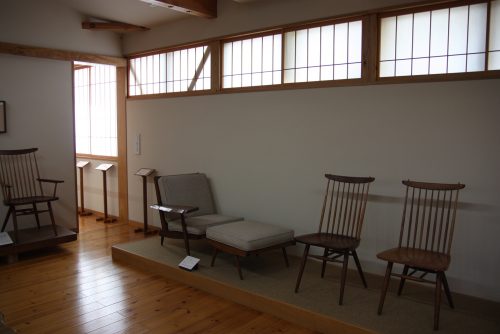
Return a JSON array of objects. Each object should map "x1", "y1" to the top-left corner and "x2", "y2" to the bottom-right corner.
[
  {"x1": 76, "y1": 160, "x2": 89, "y2": 168},
  {"x1": 178, "y1": 255, "x2": 200, "y2": 271},
  {"x1": 96, "y1": 163, "x2": 113, "y2": 171},
  {"x1": 135, "y1": 168, "x2": 155, "y2": 176}
]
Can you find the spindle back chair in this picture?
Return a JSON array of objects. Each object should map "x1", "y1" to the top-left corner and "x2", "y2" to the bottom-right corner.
[
  {"x1": 294, "y1": 174, "x2": 375, "y2": 305},
  {"x1": 377, "y1": 180, "x2": 465, "y2": 330},
  {"x1": 0, "y1": 148, "x2": 63, "y2": 243}
]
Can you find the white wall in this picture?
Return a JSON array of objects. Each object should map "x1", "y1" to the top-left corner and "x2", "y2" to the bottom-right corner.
[
  {"x1": 0, "y1": 0, "x2": 121, "y2": 57},
  {"x1": 0, "y1": 54, "x2": 77, "y2": 230},
  {"x1": 124, "y1": 0, "x2": 500, "y2": 302}
]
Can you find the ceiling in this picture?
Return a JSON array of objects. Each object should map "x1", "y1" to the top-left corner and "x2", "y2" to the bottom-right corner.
[{"x1": 59, "y1": 0, "x2": 266, "y2": 29}]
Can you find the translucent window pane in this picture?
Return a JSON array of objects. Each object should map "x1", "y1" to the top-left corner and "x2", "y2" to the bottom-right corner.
[
  {"x1": 413, "y1": 12, "x2": 430, "y2": 58},
  {"x1": 284, "y1": 31, "x2": 296, "y2": 69},
  {"x1": 284, "y1": 69, "x2": 295, "y2": 83},
  {"x1": 223, "y1": 76, "x2": 231, "y2": 88},
  {"x1": 334, "y1": 23, "x2": 348, "y2": 64},
  {"x1": 448, "y1": 6, "x2": 468, "y2": 55},
  {"x1": 468, "y1": 3, "x2": 487, "y2": 53},
  {"x1": 252, "y1": 37, "x2": 263, "y2": 73},
  {"x1": 167, "y1": 53, "x2": 173, "y2": 82},
  {"x1": 448, "y1": 55, "x2": 466, "y2": 73},
  {"x1": 296, "y1": 29, "x2": 308, "y2": 68},
  {"x1": 334, "y1": 64, "x2": 347, "y2": 79},
  {"x1": 233, "y1": 74, "x2": 241, "y2": 87},
  {"x1": 159, "y1": 54, "x2": 166, "y2": 92},
  {"x1": 273, "y1": 70, "x2": 281, "y2": 84},
  {"x1": 321, "y1": 25, "x2": 334, "y2": 65},
  {"x1": 430, "y1": 9, "x2": 449, "y2": 57},
  {"x1": 396, "y1": 14, "x2": 413, "y2": 60},
  {"x1": 233, "y1": 41, "x2": 242, "y2": 75},
  {"x1": 223, "y1": 43, "x2": 233, "y2": 76},
  {"x1": 396, "y1": 59, "x2": 411, "y2": 76},
  {"x1": 380, "y1": 17, "x2": 396, "y2": 61},
  {"x1": 490, "y1": 1, "x2": 500, "y2": 51},
  {"x1": 187, "y1": 49, "x2": 195, "y2": 80},
  {"x1": 262, "y1": 72, "x2": 273, "y2": 85},
  {"x1": 380, "y1": 61, "x2": 395, "y2": 77},
  {"x1": 348, "y1": 21, "x2": 362, "y2": 63},
  {"x1": 262, "y1": 35, "x2": 273, "y2": 72},
  {"x1": 308, "y1": 67, "x2": 320, "y2": 81},
  {"x1": 251, "y1": 73, "x2": 261, "y2": 86},
  {"x1": 348, "y1": 63, "x2": 361, "y2": 79},
  {"x1": 467, "y1": 53, "x2": 485, "y2": 72},
  {"x1": 242, "y1": 39, "x2": 252, "y2": 74},
  {"x1": 489, "y1": 51, "x2": 500, "y2": 70},
  {"x1": 173, "y1": 51, "x2": 181, "y2": 81},
  {"x1": 296, "y1": 68, "x2": 307, "y2": 82},
  {"x1": 321, "y1": 65, "x2": 334, "y2": 80},
  {"x1": 308, "y1": 27, "x2": 321, "y2": 67},
  {"x1": 180, "y1": 50, "x2": 188, "y2": 81},
  {"x1": 273, "y1": 34, "x2": 282, "y2": 73},
  {"x1": 412, "y1": 58, "x2": 429, "y2": 75},
  {"x1": 429, "y1": 56, "x2": 447, "y2": 74}
]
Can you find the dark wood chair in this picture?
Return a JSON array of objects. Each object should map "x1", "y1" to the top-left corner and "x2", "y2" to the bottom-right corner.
[
  {"x1": 0, "y1": 148, "x2": 63, "y2": 243},
  {"x1": 294, "y1": 174, "x2": 375, "y2": 305},
  {"x1": 377, "y1": 180, "x2": 465, "y2": 330},
  {"x1": 152, "y1": 173, "x2": 243, "y2": 255}
]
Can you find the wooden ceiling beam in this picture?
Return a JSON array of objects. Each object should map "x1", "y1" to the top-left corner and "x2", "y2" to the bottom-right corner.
[
  {"x1": 82, "y1": 21, "x2": 150, "y2": 33},
  {"x1": 144, "y1": 0, "x2": 217, "y2": 18},
  {"x1": 0, "y1": 41, "x2": 126, "y2": 67}
]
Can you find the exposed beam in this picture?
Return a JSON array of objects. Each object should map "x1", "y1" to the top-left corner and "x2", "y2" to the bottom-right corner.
[
  {"x1": 0, "y1": 41, "x2": 126, "y2": 67},
  {"x1": 82, "y1": 21, "x2": 150, "y2": 33},
  {"x1": 142, "y1": 0, "x2": 217, "y2": 18}
]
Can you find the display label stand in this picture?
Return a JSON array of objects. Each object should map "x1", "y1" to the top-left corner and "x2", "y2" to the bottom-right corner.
[
  {"x1": 134, "y1": 168, "x2": 157, "y2": 235},
  {"x1": 76, "y1": 161, "x2": 92, "y2": 216},
  {"x1": 95, "y1": 163, "x2": 116, "y2": 223}
]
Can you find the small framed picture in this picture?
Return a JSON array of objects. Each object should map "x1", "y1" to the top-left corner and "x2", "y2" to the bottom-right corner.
[{"x1": 0, "y1": 101, "x2": 5, "y2": 133}]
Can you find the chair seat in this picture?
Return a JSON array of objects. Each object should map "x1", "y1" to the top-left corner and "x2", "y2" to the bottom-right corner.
[
  {"x1": 5, "y1": 196, "x2": 58, "y2": 206},
  {"x1": 295, "y1": 233, "x2": 360, "y2": 250},
  {"x1": 377, "y1": 247, "x2": 451, "y2": 272},
  {"x1": 168, "y1": 214, "x2": 243, "y2": 235},
  {"x1": 206, "y1": 220, "x2": 294, "y2": 252}
]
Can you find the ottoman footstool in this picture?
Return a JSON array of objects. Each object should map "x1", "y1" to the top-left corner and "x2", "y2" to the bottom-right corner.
[{"x1": 206, "y1": 220, "x2": 295, "y2": 279}]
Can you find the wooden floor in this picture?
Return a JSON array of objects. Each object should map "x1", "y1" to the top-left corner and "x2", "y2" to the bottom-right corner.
[{"x1": 0, "y1": 216, "x2": 318, "y2": 334}]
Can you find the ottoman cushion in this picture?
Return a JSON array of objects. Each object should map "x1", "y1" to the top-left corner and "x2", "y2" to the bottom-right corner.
[
  {"x1": 206, "y1": 220, "x2": 294, "y2": 252},
  {"x1": 169, "y1": 214, "x2": 243, "y2": 235}
]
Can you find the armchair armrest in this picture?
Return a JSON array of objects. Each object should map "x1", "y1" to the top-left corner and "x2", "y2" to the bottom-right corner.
[
  {"x1": 37, "y1": 178, "x2": 64, "y2": 197},
  {"x1": 150, "y1": 204, "x2": 198, "y2": 215}
]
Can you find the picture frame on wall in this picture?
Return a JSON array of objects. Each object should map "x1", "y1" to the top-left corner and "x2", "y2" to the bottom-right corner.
[{"x1": 0, "y1": 101, "x2": 5, "y2": 133}]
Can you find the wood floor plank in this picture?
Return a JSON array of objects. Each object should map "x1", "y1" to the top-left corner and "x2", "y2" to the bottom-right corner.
[{"x1": 0, "y1": 217, "x2": 315, "y2": 334}]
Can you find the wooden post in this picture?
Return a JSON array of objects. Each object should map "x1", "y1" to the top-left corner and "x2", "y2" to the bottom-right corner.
[
  {"x1": 134, "y1": 168, "x2": 156, "y2": 235},
  {"x1": 95, "y1": 164, "x2": 116, "y2": 223},
  {"x1": 76, "y1": 161, "x2": 91, "y2": 216}
]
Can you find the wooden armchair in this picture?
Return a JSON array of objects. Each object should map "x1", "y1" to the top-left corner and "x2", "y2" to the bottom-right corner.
[
  {"x1": 294, "y1": 174, "x2": 375, "y2": 305},
  {"x1": 152, "y1": 173, "x2": 243, "y2": 255},
  {"x1": 0, "y1": 148, "x2": 63, "y2": 243},
  {"x1": 377, "y1": 180, "x2": 465, "y2": 330}
]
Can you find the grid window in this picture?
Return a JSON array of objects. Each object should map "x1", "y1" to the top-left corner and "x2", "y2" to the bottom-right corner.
[
  {"x1": 379, "y1": 3, "x2": 490, "y2": 77},
  {"x1": 74, "y1": 63, "x2": 117, "y2": 157},
  {"x1": 490, "y1": 0, "x2": 500, "y2": 70},
  {"x1": 223, "y1": 34, "x2": 282, "y2": 88},
  {"x1": 129, "y1": 45, "x2": 211, "y2": 96},
  {"x1": 284, "y1": 20, "x2": 363, "y2": 83}
]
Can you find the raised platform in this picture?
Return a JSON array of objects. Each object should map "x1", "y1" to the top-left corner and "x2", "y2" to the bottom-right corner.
[
  {"x1": 112, "y1": 237, "x2": 500, "y2": 334},
  {"x1": 0, "y1": 225, "x2": 77, "y2": 258}
]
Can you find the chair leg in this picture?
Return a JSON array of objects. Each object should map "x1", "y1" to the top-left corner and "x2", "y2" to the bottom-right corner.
[
  {"x1": 294, "y1": 244, "x2": 310, "y2": 293},
  {"x1": 442, "y1": 273, "x2": 454, "y2": 309},
  {"x1": 11, "y1": 208, "x2": 19, "y2": 244},
  {"x1": 160, "y1": 235, "x2": 164, "y2": 245},
  {"x1": 211, "y1": 248, "x2": 219, "y2": 267},
  {"x1": 338, "y1": 251, "x2": 350, "y2": 305},
  {"x1": 378, "y1": 262, "x2": 394, "y2": 315},
  {"x1": 47, "y1": 202, "x2": 58, "y2": 236},
  {"x1": 321, "y1": 248, "x2": 329, "y2": 278},
  {"x1": 33, "y1": 203, "x2": 41, "y2": 229},
  {"x1": 282, "y1": 247, "x2": 289, "y2": 267},
  {"x1": 352, "y1": 250, "x2": 368, "y2": 288},
  {"x1": 434, "y1": 272, "x2": 443, "y2": 330},
  {"x1": 1, "y1": 207, "x2": 12, "y2": 232},
  {"x1": 397, "y1": 265, "x2": 409, "y2": 296},
  {"x1": 235, "y1": 255, "x2": 243, "y2": 280}
]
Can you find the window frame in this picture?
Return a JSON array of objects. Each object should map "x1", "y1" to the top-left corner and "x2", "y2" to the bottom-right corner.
[
  {"x1": 125, "y1": 0, "x2": 500, "y2": 100},
  {"x1": 376, "y1": 0, "x2": 500, "y2": 82}
]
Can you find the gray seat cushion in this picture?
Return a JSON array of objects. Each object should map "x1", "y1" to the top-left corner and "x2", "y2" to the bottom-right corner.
[
  {"x1": 157, "y1": 173, "x2": 215, "y2": 217},
  {"x1": 206, "y1": 221, "x2": 294, "y2": 252},
  {"x1": 169, "y1": 214, "x2": 244, "y2": 235}
]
